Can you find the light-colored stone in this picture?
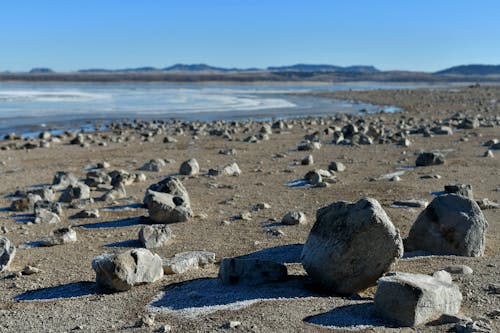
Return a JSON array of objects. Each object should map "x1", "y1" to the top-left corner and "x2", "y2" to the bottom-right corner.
[
  {"x1": 40, "y1": 227, "x2": 77, "y2": 246},
  {"x1": 0, "y1": 236, "x2": 16, "y2": 272},
  {"x1": 34, "y1": 208, "x2": 60, "y2": 224},
  {"x1": 328, "y1": 161, "x2": 346, "y2": 172},
  {"x1": 162, "y1": 251, "x2": 215, "y2": 274},
  {"x1": 138, "y1": 225, "x2": 173, "y2": 249},
  {"x1": 92, "y1": 248, "x2": 164, "y2": 292},
  {"x1": 392, "y1": 199, "x2": 428, "y2": 208},
  {"x1": 144, "y1": 190, "x2": 193, "y2": 224},
  {"x1": 301, "y1": 198, "x2": 403, "y2": 294},
  {"x1": 374, "y1": 272, "x2": 462, "y2": 326},
  {"x1": 444, "y1": 184, "x2": 474, "y2": 199},
  {"x1": 59, "y1": 183, "x2": 91, "y2": 203},
  {"x1": 179, "y1": 158, "x2": 200, "y2": 176},
  {"x1": 281, "y1": 211, "x2": 307, "y2": 225},
  {"x1": 218, "y1": 258, "x2": 287, "y2": 286},
  {"x1": 73, "y1": 209, "x2": 99, "y2": 219},
  {"x1": 415, "y1": 152, "x2": 446, "y2": 167},
  {"x1": 405, "y1": 194, "x2": 488, "y2": 257}
]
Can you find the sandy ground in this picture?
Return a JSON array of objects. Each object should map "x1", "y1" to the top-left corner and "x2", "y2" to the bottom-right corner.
[{"x1": 0, "y1": 85, "x2": 499, "y2": 332}]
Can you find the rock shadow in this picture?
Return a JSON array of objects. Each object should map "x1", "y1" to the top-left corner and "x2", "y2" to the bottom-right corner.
[
  {"x1": 237, "y1": 244, "x2": 303, "y2": 264},
  {"x1": 149, "y1": 277, "x2": 321, "y2": 318},
  {"x1": 304, "y1": 302, "x2": 395, "y2": 330},
  {"x1": 285, "y1": 179, "x2": 310, "y2": 188},
  {"x1": 12, "y1": 213, "x2": 34, "y2": 224},
  {"x1": 102, "y1": 203, "x2": 144, "y2": 212},
  {"x1": 76, "y1": 216, "x2": 145, "y2": 229},
  {"x1": 14, "y1": 281, "x2": 99, "y2": 301},
  {"x1": 104, "y1": 239, "x2": 142, "y2": 248}
]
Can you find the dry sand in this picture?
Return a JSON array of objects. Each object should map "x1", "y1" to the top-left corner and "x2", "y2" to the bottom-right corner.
[{"x1": 0, "y1": 85, "x2": 499, "y2": 332}]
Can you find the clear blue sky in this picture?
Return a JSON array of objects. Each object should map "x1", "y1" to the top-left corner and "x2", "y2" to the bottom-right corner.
[{"x1": 1, "y1": 0, "x2": 499, "y2": 72}]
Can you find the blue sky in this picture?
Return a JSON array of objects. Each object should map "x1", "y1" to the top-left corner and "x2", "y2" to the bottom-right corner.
[{"x1": 1, "y1": 0, "x2": 499, "y2": 72}]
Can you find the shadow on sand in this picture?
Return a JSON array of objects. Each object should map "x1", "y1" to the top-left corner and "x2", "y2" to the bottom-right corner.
[
  {"x1": 104, "y1": 239, "x2": 142, "y2": 248},
  {"x1": 14, "y1": 282, "x2": 99, "y2": 302},
  {"x1": 76, "y1": 216, "x2": 145, "y2": 229}
]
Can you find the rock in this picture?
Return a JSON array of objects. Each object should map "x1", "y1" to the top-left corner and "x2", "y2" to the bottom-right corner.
[
  {"x1": 281, "y1": 211, "x2": 307, "y2": 225},
  {"x1": 138, "y1": 225, "x2": 173, "y2": 249},
  {"x1": 415, "y1": 152, "x2": 446, "y2": 167},
  {"x1": 405, "y1": 194, "x2": 488, "y2": 256},
  {"x1": 253, "y1": 202, "x2": 271, "y2": 211},
  {"x1": 221, "y1": 163, "x2": 242, "y2": 176},
  {"x1": 73, "y1": 209, "x2": 100, "y2": 219},
  {"x1": 179, "y1": 158, "x2": 200, "y2": 176},
  {"x1": 301, "y1": 155, "x2": 314, "y2": 165},
  {"x1": 34, "y1": 200, "x2": 63, "y2": 215},
  {"x1": 52, "y1": 171, "x2": 79, "y2": 190},
  {"x1": 374, "y1": 272, "x2": 462, "y2": 326},
  {"x1": 69, "y1": 198, "x2": 94, "y2": 209},
  {"x1": 34, "y1": 208, "x2": 60, "y2": 224},
  {"x1": 458, "y1": 118, "x2": 480, "y2": 130},
  {"x1": 10, "y1": 193, "x2": 42, "y2": 212},
  {"x1": 219, "y1": 149, "x2": 236, "y2": 155},
  {"x1": 476, "y1": 198, "x2": 500, "y2": 210},
  {"x1": 101, "y1": 183, "x2": 127, "y2": 202},
  {"x1": 27, "y1": 187, "x2": 56, "y2": 201},
  {"x1": 443, "y1": 265, "x2": 473, "y2": 275},
  {"x1": 96, "y1": 161, "x2": 111, "y2": 169},
  {"x1": 226, "y1": 321, "x2": 241, "y2": 329},
  {"x1": 297, "y1": 141, "x2": 321, "y2": 151},
  {"x1": 301, "y1": 198, "x2": 403, "y2": 294},
  {"x1": 21, "y1": 265, "x2": 42, "y2": 275},
  {"x1": 218, "y1": 258, "x2": 287, "y2": 286},
  {"x1": 155, "y1": 324, "x2": 172, "y2": 333},
  {"x1": 85, "y1": 170, "x2": 112, "y2": 187},
  {"x1": 109, "y1": 169, "x2": 136, "y2": 186},
  {"x1": 328, "y1": 161, "x2": 346, "y2": 172},
  {"x1": 59, "y1": 183, "x2": 91, "y2": 203},
  {"x1": 92, "y1": 248, "x2": 164, "y2": 292},
  {"x1": 144, "y1": 190, "x2": 193, "y2": 224},
  {"x1": 444, "y1": 184, "x2": 474, "y2": 199},
  {"x1": 162, "y1": 251, "x2": 216, "y2": 274},
  {"x1": 0, "y1": 236, "x2": 16, "y2": 272},
  {"x1": 40, "y1": 227, "x2": 77, "y2": 246},
  {"x1": 483, "y1": 150, "x2": 494, "y2": 158},
  {"x1": 392, "y1": 199, "x2": 428, "y2": 208},
  {"x1": 454, "y1": 319, "x2": 493, "y2": 333},
  {"x1": 139, "y1": 159, "x2": 165, "y2": 172},
  {"x1": 134, "y1": 172, "x2": 147, "y2": 182}
]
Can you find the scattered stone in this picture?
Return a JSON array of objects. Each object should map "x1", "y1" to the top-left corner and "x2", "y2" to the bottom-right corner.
[
  {"x1": 392, "y1": 199, "x2": 428, "y2": 208},
  {"x1": 444, "y1": 184, "x2": 474, "y2": 199},
  {"x1": 135, "y1": 172, "x2": 147, "y2": 182},
  {"x1": 34, "y1": 208, "x2": 60, "y2": 224},
  {"x1": 96, "y1": 161, "x2": 111, "y2": 169},
  {"x1": 266, "y1": 229, "x2": 284, "y2": 237},
  {"x1": 235, "y1": 211, "x2": 252, "y2": 221},
  {"x1": 328, "y1": 161, "x2": 346, "y2": 172},
  {"x1": 454, "y1": 319, "x2": 493, "y2": 333},
  {"x1": 138, "y1": 225, "x2": 173, "y2": 249},
  {"x1": 420, "y1": 174, "x2": 442, "y2": 180},
  {"x1": 281, "y1": 211, "x2": 307, "y2": 225},
  {"x1": 21, "y1": 265, "x2": 42, "y2": 275},
  {"x1": 179, "y1": 158, "x2": 200, "y2": 176},
  {"x1": 101, "y1": 183, "x2": 127, "y2": 202},
  {"x1": 144, "y1": 190, "x2": 193, "y2": 224},
  {"x1": 218, "y1": 258, "x2": 287, "y2": 286},
  {"x1": 476, "y1": 198, "x2": 499, "y2": 210},
  {"x1": 0, "y1": 236, "x2": 16, "y2": 272},
  {"x1": 219, "y1": 149, "x2": 236, "y2": 155},
  {"x1": 73, "y1": 209, "x2": 100, "y2": 219},
  {"x1": 40, "y1": 227, "x2": 77, "y2": 246},
  {"x1": 52, "y1": 171, "x2": 79, "y2": 190},
  {"x1": 155, "y1": 324, "x2": 172, "y2": 333},
  {"x1": 10, "y1": 193, "x2": 42, "y2": 212},
  {"x1": 140, "y1": 159, "x2": 166, "y2": 172},
  {"x1": 27, "y1": 187, "x2": 56, "y2": 201},
  {"x1": 34, "y1": 200, "x2": 63, "y2": 215},
  {"x1": 301, "y1": 198, "x2": 403, "y2": 294},
  {"x1": 405, "y1": 194, "x2": 488, "y2": 256},
  {"x1": 301, "y1": 155, "x2": 314, "y2": 165},
  {"x1": 297, "y1": 141, "x2": 321, "y2": 151},
  {"x1": 483, "y1": 150, "x2": 494, "y2": 158},
  {"x1": 162, "y1": 251, "x2": 216, "y2": 274},
  {"x1": 443, "y1": 265, "x2": 473, "y2": 275},
  {"x1": 415, "y1": 152, "x2": 446, "y2": 167},
  {"x1": 163, "y1": 136, "x2": 177, "y2": 143},
  {"x1": 69, "y1": 198, "x2": 94, "y2": 209},
  {"x1": 252, "y1": 202, "x2": 271, "y2": 211},
  {"x1": 92, "y1": 248, "x2": 164, "y2": 292},
  {"x1": 59, "y1": 183, "x2": 91, "y2": 203},
  {"x1": 374, "y1": 271, "x2": 462, "y2": 326}
]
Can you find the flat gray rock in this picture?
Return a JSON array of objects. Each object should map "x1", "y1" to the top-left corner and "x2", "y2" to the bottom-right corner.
[{"x1": 162, "y1": 251, "x2": 215, "y2": 274}]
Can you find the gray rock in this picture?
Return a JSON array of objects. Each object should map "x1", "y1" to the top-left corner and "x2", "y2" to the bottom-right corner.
[
  {"x1": 52, "y1": 171, "x2": 79, "y2": 190},
  {"x1": 92, "y1": 248, "x2": 164, "y2": 291},
  {"x1": 147, "y1": 176, "x2": 190, "y2": 202},
  {"x1": 415, "y1": 152, "x2": 446, "y2": 167},
  {"x1": 73, "y1": 209, "x2": 100, "y2": 219},
  {"x1": 301, "y1": 155, "x2": 314, "y2": 165},
  {"x1": 281, "y1": 211, "x2": 307, "y2": 225},
  {"x1": 328, "y1": 161, "x2": 346, "y2": 172},
  {"x1": 476, "y1": 198, "x2": 499, "y2": 210},
  {"x1": 405, "y1": 194, "x2": 488, "y2": 257},
  {"x1": 162, "y1": 251, "x2": 215, "y2": 274},
  {"x1": 444, "y1": 184, "x2": 474, "y2": 199},
  {"x1": 0, "y1": 236, "x2": 16, "y2": 272},
  {"x1": 27, "y1": 187, "x2": 56, "y2": 201},
  {"x1": 139, "y1": 159, "x2": 166, "y2": 172},
  {"x1": 138, "y1": 225, "x2": 173, "y2": 249},
  {"x1": 374, "y1": 271, "x2": 462, "y2": 326},
  {"x1": 179, "y1": 158, "x2": 200, "y2": 176},
  {"x1": 59, "y1": 183, "x2": 91, "y2": 203},
  {"x1": 34, "y1": 200, "x2": 63, "y2": 215},
  {"x1": 144, "y1": 190, "x2": 192, "y2": 224},
  {"x1": 10, "y1": 193, "x2": 42, "y2": 212},
  {"x1": 101, "y1": 183, "x2": 127, "y2": 202},
  {"x1": 301, "y1": 198, "x2": 403, "y2": 294},
  {"x1": 392, "y1": 199, "x2": 429, "y2": 208},
  {"x1": 454, "y1": 319, "x2": 493, "y2": 333},
  {"x1": 218, "y1": 258, "x2": 287, "y2": 286},
  {"x1": 40, "y1": 227, "x2": 77, "y2": 246},
  {"x1": 34, "y1": 208, "x2": 60, "y2": 224},
  {"x1": 297, "y1": 141, "x2": 321, "y2": 151}
]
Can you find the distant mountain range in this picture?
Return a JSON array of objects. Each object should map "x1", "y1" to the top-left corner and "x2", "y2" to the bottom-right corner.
[{"x1": 435, "y1": 64, "x2": 500, "y2": 75}]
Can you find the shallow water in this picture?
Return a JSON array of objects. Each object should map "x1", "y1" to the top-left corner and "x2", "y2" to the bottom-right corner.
[{"x1": 0, "y1": 82, "x2": 443, "y2": 136}]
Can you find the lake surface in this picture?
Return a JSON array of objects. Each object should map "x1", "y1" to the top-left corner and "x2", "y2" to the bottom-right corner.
[{"x1": 0, "y1": 82, "x2": 446, "y2": 136}]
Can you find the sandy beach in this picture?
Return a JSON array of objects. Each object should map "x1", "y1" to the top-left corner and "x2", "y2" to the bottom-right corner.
[{"x1": 0, "y1": 85, "x2": 499, "y2": 332}]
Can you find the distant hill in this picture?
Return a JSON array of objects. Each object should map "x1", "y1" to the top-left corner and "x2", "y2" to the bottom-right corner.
[
  {"x1": 29, "y1": 68, "x2": 54, "y2": 73},
  {"x1": 164, "y1": 64, "x2": 234, "y2": 72},
  {"x1": 267, "y1": 64, "x2": 379, "y2": 73},
  {"x1": 435, "y1": 64, "x2": 500, "y2": 75}
]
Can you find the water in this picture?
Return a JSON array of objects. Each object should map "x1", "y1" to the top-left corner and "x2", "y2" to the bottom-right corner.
[{"x1": 0, "y1": 82, "x2": 438, "y2": 136}]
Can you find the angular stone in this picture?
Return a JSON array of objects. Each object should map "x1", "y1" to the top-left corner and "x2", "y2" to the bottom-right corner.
[
  {"x1": 34, "y1": 208, "x2": 60, "y2": 224},
  {"x1": 374, "y1": 272, "x2": 462, "y2": 326},
  {"x1": 281, "y1": 211, "x2": 307, "y2": 225},
  {"x1": 162, "y1": 251, "x2": 215, "y2": 274},
  {"x1": 92, "y1": 248, "x2": 164, "y2": 291},
  {"x1": 144, "y1": 190, "x2": 193, "y2": 223},
  {"x1": 101, "y1": 183, "x2": 127, "y2": 202},
  {"x1": 405, "y1": 194, "x2": 488, "y2": 257},
  {"x1": 301, "y1": 198, "x2": 403, "y2": 294},
  {"x1": 415, "y1": 152, "x2": 446, "y2": 167},
  {"x1": 73, "y1": 209, "x2": 100, "y2": 219},
  {"x1": 52, "y1": 171, "x2": 79, "y2": 190},
  {"x1": 139, "y1": 159, "x2": 165, "y2": 172},
  {"x1": 138, "y1": 225, "x2": 173, "y2": 249},
  {"x1": 328, "y1": 161, "x2": 346, "y2": 172},
  {"x1": 59, "y1": 183, "x2": 91, "y2": 203},
  {"x1": 40, "y1": 227, "x2": 77, "y2": 246},
  {"x1": 0, "y1": 236, "x2": 16, "y2": 272},
  {"x1": 218, "y1": 258, "x2": 287, "y2": 286},
  {"x1": 179, "y1": 158, "x2": 200, "y2": 176},
  {"x1": 301, "y1": 155, "x2": 314, "y2": 166},
  {"x1": 444, "y1": 184, "x2": 474, "y2": 199},
  {"x1": 34, "y1": 200, "x2": 63, "y2": 215},
  {"x1": 392, "y1": 199, "x2": 429, "y2": 208}
]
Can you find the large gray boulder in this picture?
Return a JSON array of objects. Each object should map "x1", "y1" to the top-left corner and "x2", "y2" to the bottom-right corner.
[
  {"x1": 405, "y1": 194, "x2": 487, "y2": 256},
  {"x1": 301, "y1": 198, "x2": 403, "y2": 294},
  {"x1": 147, "y1": 176, "x2": 190, "y2": 202},
  {"x1": 218, "y1": 258, "x2": 287, "y2": 286},
  {"x1": 52, "y1": 171, "x2": 79, "y2": 190},
  {"x1": 374, "y1": 271, "x2": 462, "y2": 326},
  {"x1": 179, "y1": 158, "x2": 200, "y2": 176},
  {"x1": 0, "y1": 236, "x2": 16, "y2": 272},
  {"x1": 59, "y1": 183, "x2": 91, "y2": 203},
  {"x1": 144, "y1": 190, "x2": 192, "y2": 224},
  {"x1": 138, "y1": 225, "x2": 173, "y2": 249},
  {"x1": 415, "y1": 152, "x2": 446, "y2": 167},
  {"x1": 92, "y1": 248, "x2": 163, "y2": 292}
]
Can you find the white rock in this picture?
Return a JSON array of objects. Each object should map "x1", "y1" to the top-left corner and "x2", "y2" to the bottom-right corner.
[
  {"x1": 138, "y1": 225, "x2": 173, "y2": 249},
  {"x1": 162, "y1": 251, "x2": 215, "y2": 274}
]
